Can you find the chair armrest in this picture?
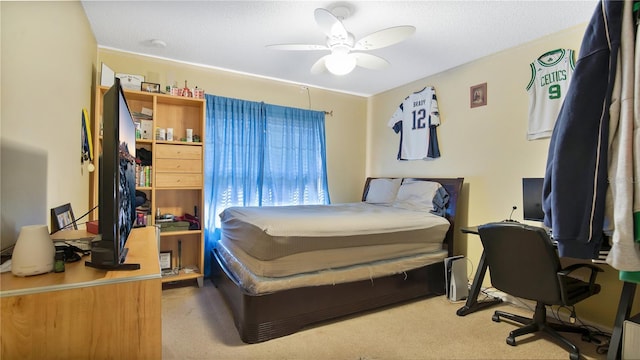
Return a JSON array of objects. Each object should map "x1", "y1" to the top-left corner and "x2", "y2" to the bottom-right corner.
[
  {"x1": 559, "y1": 263, "x2": 603, "y2": 285},
  {"x1": 557, "y1": 263, "x2": 603, "y2": 304}
]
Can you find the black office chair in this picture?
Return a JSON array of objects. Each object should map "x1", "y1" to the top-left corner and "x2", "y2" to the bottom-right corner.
[{"x1": 477, "y1": 222, "x2": 602, "y2": 360}]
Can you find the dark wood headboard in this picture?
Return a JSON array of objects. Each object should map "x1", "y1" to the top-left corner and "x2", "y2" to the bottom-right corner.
[{"x1": 361, "y1": 177, "x2": 465, "y2": 257}]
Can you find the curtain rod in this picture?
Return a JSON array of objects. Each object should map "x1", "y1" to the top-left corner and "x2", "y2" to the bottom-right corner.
[{"x1": 324, "y1": 110, "x2": 333, "y2": 117}]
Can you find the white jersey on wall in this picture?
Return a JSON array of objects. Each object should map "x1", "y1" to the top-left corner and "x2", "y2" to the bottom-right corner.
[
  {"x1": 388, "y1": 86, "x2": 441, "y2": 160},
  {"x1": 526, "y1": 48, "x2": 575, "y2": 140}
]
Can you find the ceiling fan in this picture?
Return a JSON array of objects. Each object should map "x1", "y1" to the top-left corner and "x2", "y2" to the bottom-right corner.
[{"x1": 267, "y1": 6, "x2": 416, "y2": 76}]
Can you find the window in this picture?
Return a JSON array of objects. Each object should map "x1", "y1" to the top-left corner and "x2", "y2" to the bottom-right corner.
[{"x1": 202, "y1": 95, "x2": 330, "y2": 275}]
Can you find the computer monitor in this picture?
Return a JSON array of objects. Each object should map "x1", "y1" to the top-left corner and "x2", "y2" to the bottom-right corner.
[{"x1": 522, "y1": 178, "x2": 545, "y2": 222}]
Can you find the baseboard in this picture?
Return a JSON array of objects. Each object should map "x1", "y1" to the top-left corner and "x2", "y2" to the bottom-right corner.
[{"x1": 480, "y1": 287, "x2": 613, "y2": 334}]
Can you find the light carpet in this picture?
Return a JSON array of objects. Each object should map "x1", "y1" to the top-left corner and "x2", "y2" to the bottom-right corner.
[{"x1": 161, "y1": 280, "x2": 608, "y2": 360}]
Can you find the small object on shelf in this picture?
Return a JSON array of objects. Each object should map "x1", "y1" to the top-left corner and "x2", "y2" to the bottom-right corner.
[
  {"x1": 183, "y1": 265, "x2": 199, "y2": 274},
  {"x1": 178, "y1": 239, "x2": 182, "y2": 270},
  {"x1": 158, "y1": 221, "x2": 190, "y2": 232},
  {"x1": 176, "y1": 212, "x2": 200, "y2": 230},
  {"x1": 186, "y1": 128, "x2": 193, "y2": 142},
  {"x1": 54, "y1": 250, "x2": 65, "y2": 273},
  {"x1": 161, "y1": 268, "x2": 179, "y2": 277},
  {"x1": 136, "y1": 212, "x2": 146, "y2": 226},
  {"x1": 159, "y1": 251, "x2": 172, "y2": 270},
  {"x1": 182, "y1": 80, "x2": 192, "y2": 97},
  {"x1": 115, "y1": 73, "x2": 144, "y2": 91},
  {"x1": 192, "y1": 87, "x2": 204, "y2": 99},
  {"x1": 86, "y1": 220, "x2": 99, "y2": 234},
  {"x1": 156, "y1": 128, "x2": 166, "y2": 141},
  {"x1": 140, "y1": 81, "x2": 161, "y2": 93},
  {"x1": 139, "y1": 120, "x2": 153, "y2": 140}
]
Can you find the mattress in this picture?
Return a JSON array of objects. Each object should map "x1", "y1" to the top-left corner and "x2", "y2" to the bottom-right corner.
[
  {"x1": 220, "y1": 237, "x2": 443, "y2": 277},
  {"x1": 220, "y1": 202, "x2": 451, "y2": 260},
  {"x1": 216, "y1": 240, "x2": 448, "y2": 295}
]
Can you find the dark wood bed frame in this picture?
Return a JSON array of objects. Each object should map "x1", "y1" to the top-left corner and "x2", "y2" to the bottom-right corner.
[{"x1": 211, "y1": 177, "x2": 464, "y2": 343}]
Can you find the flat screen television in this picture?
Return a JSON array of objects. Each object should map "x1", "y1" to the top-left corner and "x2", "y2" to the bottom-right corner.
[
  {"x1": 86, "y1": 78, "x2": 139, "y2": 270},
  {"x1": 522, "y1": 177, "x2": 545, "y2": 222}
]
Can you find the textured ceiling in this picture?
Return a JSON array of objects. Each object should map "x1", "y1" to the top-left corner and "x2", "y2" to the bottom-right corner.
[{"x1": 81, "y1": 1, "x2": 599, "y2": 97}]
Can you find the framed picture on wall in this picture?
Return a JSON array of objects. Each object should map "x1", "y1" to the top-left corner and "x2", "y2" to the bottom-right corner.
[{"x1": 470, "y1": 83, "x2": 487, "y2": 108}]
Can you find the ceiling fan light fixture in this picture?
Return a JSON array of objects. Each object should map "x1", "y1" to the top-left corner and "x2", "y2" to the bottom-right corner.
[
  {"x1": 325, "y1": 48, "x2": 356, "y2": 75},
  {"x1": 329, "y1": 5, "x2": 352, "y2": 20},
  {"x1": 269, "y1": 6, "x2": 414, "y2": 76}
]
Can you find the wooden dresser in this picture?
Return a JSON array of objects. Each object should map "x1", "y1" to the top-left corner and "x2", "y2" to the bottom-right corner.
[{"x1": 0, "y1": 226, "x2": 162, "y2": 359}]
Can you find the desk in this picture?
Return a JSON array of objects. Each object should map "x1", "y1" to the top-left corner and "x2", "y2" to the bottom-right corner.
[
  {"x1": 607, "y1": 281, "x2": 637, "y2": 360},
  {"x1": 0, "y1": 226, "x2": 162, "y2": 359},
  {"x1": 456, "y1": 226, "x2": 502, "y2": 316},
  {"x1": 458, "y1": 225, "x2": 636, "y2": 359}
]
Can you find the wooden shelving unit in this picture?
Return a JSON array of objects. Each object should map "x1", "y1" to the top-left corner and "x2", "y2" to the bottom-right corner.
[{"x1": 91, "y1": 86, "x2": 205, "y2": 287}]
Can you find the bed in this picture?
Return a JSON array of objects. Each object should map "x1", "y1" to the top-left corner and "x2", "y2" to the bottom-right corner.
[{"x1": 211, "y1": 177, "x2": 464, "y2": 343}]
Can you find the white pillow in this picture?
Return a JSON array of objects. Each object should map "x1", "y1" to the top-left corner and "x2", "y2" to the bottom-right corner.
[
  {"x1": 365, "y1": 178, "x2": 402, "y2": 204},
  {"x1": 392, "y1": 181, "x2": 443, "y2": 212}
]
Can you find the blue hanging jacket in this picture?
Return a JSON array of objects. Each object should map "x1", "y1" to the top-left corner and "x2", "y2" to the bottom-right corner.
[{"x1": 543, "y1": 0, "x2": 623, "y2": 259}]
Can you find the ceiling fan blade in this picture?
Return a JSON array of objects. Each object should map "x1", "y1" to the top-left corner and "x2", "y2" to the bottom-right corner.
[
  {"x1": 354, "y1": 26, "x2": 416, "y2": 50},
  {"x1": 352, "y1": 53, "x2": 390, "y2": 70},
  {"x1": 266, "y1": 44, "x2": 328, "y2": 51},
  {"x1": 310, "y1": 55, "x2": 329, "y2": 74},
  {"x1": 314, "y1": 8, "x2": 348, "y2": 39}
]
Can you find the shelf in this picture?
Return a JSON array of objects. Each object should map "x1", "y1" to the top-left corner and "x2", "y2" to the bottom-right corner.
[
  {"x1": 92, "y1": 84, "x2": 205, "y2": 289},
  {"x1": 161, "y1": 269, "x2": 203, "y2": 284},
  {"x1": 100, "y1": 137, "x2": 154, "y2": 145},
  {"x1": 155, "y1": 186, "x2": 202, "y2": 191},
  {"x1": 159, "y1": 229, "x2": 202, "y2": 237},
  {"x1": 154, "y1": 140, "x2": 202, "y2": 146},
  {"x1": 98, "y1": 86, "x2": 205, "y2": 104}
]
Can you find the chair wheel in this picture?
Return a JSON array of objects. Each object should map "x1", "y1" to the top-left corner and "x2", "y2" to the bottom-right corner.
[
  {"x1": 492, "y1": 314, "x2": 500, "y2": 322},
  {"x1": 506, "y1": 336, "x2": 516, "y2": 346},
  {"x1": 569, "y1": 352, "x2": 580, "y2": 360}
]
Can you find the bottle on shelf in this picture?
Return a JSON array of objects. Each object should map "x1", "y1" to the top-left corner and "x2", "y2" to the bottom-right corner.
[{"x1": 182, "y1": 80, "x2": 192, "y2": 98}]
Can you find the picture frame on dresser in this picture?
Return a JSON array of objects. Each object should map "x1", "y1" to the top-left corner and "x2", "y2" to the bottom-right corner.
[{"x1": 50, "y1": 203, "x2": 77, "y2": 233}]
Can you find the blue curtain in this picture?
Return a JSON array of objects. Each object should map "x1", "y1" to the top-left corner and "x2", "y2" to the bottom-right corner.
[{"x1": 203, "y1": 94, "x2": 330, "y2": 276}]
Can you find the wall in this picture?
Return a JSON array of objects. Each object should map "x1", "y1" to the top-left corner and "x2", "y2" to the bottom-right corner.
[
  {"x1": 367, "y1": 24, "x2": 640, "y2": 328},
  {"x1": 96, "y1": 49, "x2": 368, "y2": 204},
  {"x1": 1, "y1": 2, "x2": 96, "y2": 247}
]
